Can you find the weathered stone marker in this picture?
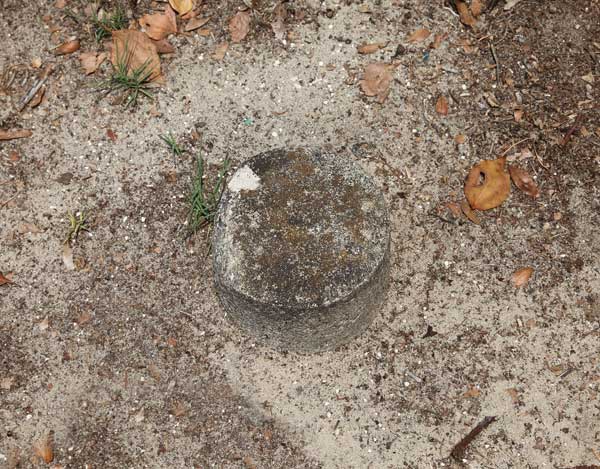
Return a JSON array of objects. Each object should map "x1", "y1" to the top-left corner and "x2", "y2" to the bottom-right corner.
[{"x1": 213, "y1": 148, "x2": 390, "y2": 352}]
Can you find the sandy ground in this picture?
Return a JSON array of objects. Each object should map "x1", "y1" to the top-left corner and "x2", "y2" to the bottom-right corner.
[{"x1": 1, "y1": 0, "x2": 599, "y2": 467}]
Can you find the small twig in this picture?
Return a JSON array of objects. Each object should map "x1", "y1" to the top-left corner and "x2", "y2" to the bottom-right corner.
[
  {"x1": 501, "y1": 137, "x2": 531, "y2": 156},
  {"x1": 19, "y1": 65, "x2": 53, "y2": 111},
  {"x1": 489, "y1": 42, "x2": 500, "y2": 87},
  {"x1": 561, "y1": 114, "x2": 584, "y2": 146},
  {"x1": 450, "y1": 416, "x2": 497, "y2": 461},
  {"x1": 0, "y1": 194, "x2": 17, "y2": 208}
]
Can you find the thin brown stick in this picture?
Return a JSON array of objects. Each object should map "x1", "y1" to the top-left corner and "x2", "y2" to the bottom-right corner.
[
  {"x1": 450, "y1": 416, "x2": 497, "y2": 461},
  {"x1": 561, "y1": 114, "x2": 584, "y2": 146}
]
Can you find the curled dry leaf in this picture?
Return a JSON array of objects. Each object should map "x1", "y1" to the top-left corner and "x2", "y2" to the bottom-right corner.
[
  {"x1": 454, "y1": 134, "x2": 466, "y2": 144},
  {"x1": 359, "y1": 62, "x2": 393, "y2": 104},
  {"x1": 464, "y1": 157, "x2": 511, "y2": 210},
  {"x1": 111, "y1": 30, "x2": 162, "y2": 82},
  {"x1": 0, "y1": 129, "x2": 32, "y2": 140},
  {"x1": 54, "y1": 39, "x2": 80, "y2": 55},
  {"x1": 79, "y1": 51, "x2": 107, "y2": 75},
  {"x1": 509, "y1": 165, "x2": 539, "y2": 198},
  {"x1": 169, "y1": 0, "x2": 194, "y2": 15},
  {"x1": 229, "y1": 11, "x2": 251, "y2": 43},
  {"x1": 139, "y1": 6, "x2": 177, "y2": 41},
  {"x1": 185, "y1": 16, "x2": 209, "y2": 32},
  {"x1": 435, "y1": 95, "x2": 449, "y2": 115},
  {"x1": 512, "y1": 267, "x2": 534, "y2": 288},
  {"x1": 357, "y1": 42, "x2": 386, "y2": 54},
  {"x1": 213, "y1": 42, "x2": 229, "y2": 61},
  {"x1": 407, "y1": 28, "x2": 430, "y2": 43},
  {"x1": 33, "y1": 433, "x2": 54, "y2": 463}
]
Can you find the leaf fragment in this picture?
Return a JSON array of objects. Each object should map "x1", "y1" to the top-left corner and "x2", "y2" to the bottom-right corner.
[
  {"x1": 464, "y1": 157, "x2": 511, "y2": 210},
  {"x1": 168, "y1": 0, "x2": 194, "y2": 15},
  {"x1": 460, "y1": 199, "x2": 481, "y2": 224},
  {"x1": 229, "y1": 11, "x2": 251, "y2": 43},
  {"x1": 512, "y1": 267, "x2": 534, "y2": 288},
  {"x1": 359, "y1": 62, "x2": 393, "y2": 103},
  {"x1": 33, "y1": 433, "x2": 54, "y2": 463},
  {"x1": 407, "y1": 28, "x2": 430, "y2": 43},
  {"x1": 435, "y1": 95, "x2": 449, "y2": 115},
  {"x1": 213, "y1": 42, "x2": 229, "y2": 60},
  {"x1": 53, "y1": 39, "x2": 80, "y2": 55},
  {"x1": 0, "y1": 272, "x2": 13, "y2": 286},
  {"x1": 509, "y1": 165, "x2": 539, "y2": 198},
  {"x1": 62, "y1": 243, "x2": 75, "y2": 271},
  {"x1": 456, "y1": 1, "x2": 477, "y2": 26},
  {"x1": 357, "y1": 42, "x2": 386, "y2": 54},
  {"x1": 79, "y1": 51, "x2": 107, "y2": 75},
  {"x1": 0, "y1": 129, "x2": 32, "y2": 140},
  {"x1": 185, "y1": 16, "x2": 209, "y2": 32},
  {"x1": 111, "y1": 29, "x2": 162, "y2": 82},
  {"x1": 139, "y1": 6, "x2": 177, "y2": 41}
]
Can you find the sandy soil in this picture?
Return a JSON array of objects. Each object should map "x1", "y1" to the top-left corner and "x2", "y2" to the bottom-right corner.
[{"x1": 1, "y1": 0, "x2": 599, "y2": 468}]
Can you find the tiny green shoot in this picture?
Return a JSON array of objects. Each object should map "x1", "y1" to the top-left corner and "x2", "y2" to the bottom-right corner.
[
  {"x1": 98, "y1": 42, "x2": 154, "y2": 108},
  {"x1": 186, "y1": 155, "x2": 230, "y2": 238},
  {"x1": 92, "y1": 5, "x2": 128, "y2": 42},
  {"x1": 65, "y1": 210, "x2": 90, "y2": 244}
]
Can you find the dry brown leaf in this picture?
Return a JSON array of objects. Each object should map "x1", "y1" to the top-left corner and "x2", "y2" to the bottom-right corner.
[
  {"x1": 359, "y1": 62, "x2": 393, "y2": 104},
  {"x1": 79, "y1": 51, "x2": 107, "y2": 75},
  {"x1": 139, "y1": 6, "x2": 177, "y2": 41},
  {"x1": 62, "y1": 243, "x2": 75, "y2": 271},
  {"x1": 54, "y1": 39, "x2": 80, "y2": 55},
  {"x1": 509, "y1": 165, "x2": 539, "y2": 198},
  {"x1": 213, "y1": 41, "x2": 229, "y2": 60},
  {"x1": 471, "y1": 0, "x2": 484, "y2": 17},
  {"x1": 462, "y1": 387, "x2": 481, "y2": 398},
  {"x1": 33, "y1": 433, "x2": 54, "y2": 463},
  {"x1": 229, "y1": 11, "x2": 251, "y2": 43},
  {"x1": 153, "y1": 39, "x2": 176, "y2": 54},
  {"x1": 512, "y1": 267, "x2": 534, "y2": 288},
  {"x1": 54, "y1": 0, "x2": 66, "y2": 7},
  {"x1": 454, "y1": 134, "x2": 466, "y2": 144},
  {"x1": 169, "y1": 0, "x2": 193, "y2": 15},
  {"x1": 464, "y1": 157, "x2": 511, "y2": 210},
  {"x1": 0, "y1": 272, "x2": 13, "y2": 286},
  {"x1": 357, "y1": 42, "x2": 386, "y2": 54},
  {"x1": 435, "y1": 95, "x2": 448, "y2": 116},
  {"x1": 185, "y1": 16, "x2": 209, "y2": 32},
  {"x1": 430, "y1": 33, "x2": 447, "y2": 49},
  {"x1": 456, "y1": 1, "x2": 477, "y2": 26},
  {"x1": 0, "y1": 129, "x2": 32, "y2": 140},
  {"x1": 111, "y1": 30, "x2": 162, "y2": 82},
  {"x1": 407, "y1": 28, "x2": 430, "y2": 43},
  {"x1": 460, "y1": 198, "x2": 481, "y2": 224}
]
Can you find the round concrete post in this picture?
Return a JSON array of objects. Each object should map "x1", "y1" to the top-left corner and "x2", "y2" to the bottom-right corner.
[{"x1": 213, "y1": 148, "x2": 390, "y2": 352}]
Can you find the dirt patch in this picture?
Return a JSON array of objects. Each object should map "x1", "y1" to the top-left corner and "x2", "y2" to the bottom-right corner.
[{"x1": 1, "y1": 0, "x2": 599, "y2": 467}]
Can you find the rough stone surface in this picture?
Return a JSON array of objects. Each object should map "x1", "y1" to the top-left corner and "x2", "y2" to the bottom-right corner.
[{"x1": 213, "y1": 148, "x2": 390, "y2": 352}]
